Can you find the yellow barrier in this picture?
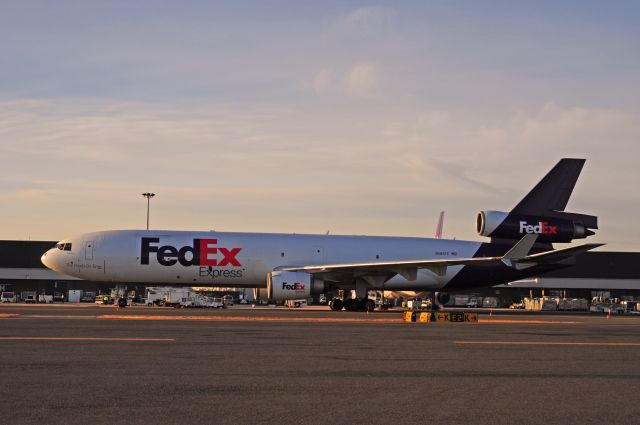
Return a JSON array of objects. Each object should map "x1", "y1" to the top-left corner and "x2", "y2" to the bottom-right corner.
[
  {"x1": 435, "y1": 312, "x2": 450, "y2": 322},
  {"x1": 464, "y1": 313, "x2": 478, "y2": 323},
  {"x1": 402, "y1": 311, "x2": 478, "y2": 324}
]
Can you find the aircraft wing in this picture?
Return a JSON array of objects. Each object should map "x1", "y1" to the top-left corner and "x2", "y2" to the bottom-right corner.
[
  {"x1": 278, "y1": 235, "x2": 603, "y2": 281},
  {"x1": 279, "y1": 255, "x2": 501, "y2": 279}
]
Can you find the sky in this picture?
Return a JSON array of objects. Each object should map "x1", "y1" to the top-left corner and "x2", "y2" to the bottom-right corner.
[{"x1": 0, "y1": 1, "x2": 639, "y2": 250}]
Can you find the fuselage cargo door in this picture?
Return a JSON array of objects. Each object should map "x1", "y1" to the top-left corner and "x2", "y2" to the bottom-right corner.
[{"x1": 85, "y1": 241, "x2": 94, "y2": 261}]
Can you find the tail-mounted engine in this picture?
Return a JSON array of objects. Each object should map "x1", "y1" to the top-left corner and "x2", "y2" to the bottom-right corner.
[
  {"x1": 477, "y1": 210, "x2": 597, "y2": 243},
  {"x1": 254, "y1": 271, "x2": 325, "y2": 302}
]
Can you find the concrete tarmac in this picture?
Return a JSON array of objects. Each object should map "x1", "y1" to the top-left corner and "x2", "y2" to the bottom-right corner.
[{"x1": 1, "y1": 304, "x2": 640, "y2": 425}]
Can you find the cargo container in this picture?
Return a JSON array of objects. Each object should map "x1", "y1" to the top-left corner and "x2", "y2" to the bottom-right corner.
[
  {"x1": 67, "y1": 290, "x2": 83, "y2": 303},
  {"x1": 38, "y1": 294, "x2": 53, "y2": 304}
]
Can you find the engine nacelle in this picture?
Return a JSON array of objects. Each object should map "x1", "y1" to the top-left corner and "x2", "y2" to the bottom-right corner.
[
  {"x1": 436, "y1": 292, "x2": 450, "y2": 305},
  {"x1": 254, "y1": 271, "x2": 325, "y2": 302},
  {"x1": 476, "y1": 210, "x2": 596, "y2": 243}
]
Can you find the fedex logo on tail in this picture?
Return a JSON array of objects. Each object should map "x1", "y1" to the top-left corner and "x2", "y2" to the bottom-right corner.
[
  {"x1": 519, "y1": 221, "x2": 558, "y2": 235},
  {"x1": 140, "y1": 238, "x2": 242, "y2": 267}
]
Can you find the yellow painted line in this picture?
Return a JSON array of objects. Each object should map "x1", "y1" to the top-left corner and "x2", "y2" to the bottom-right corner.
[
  {"x1": 0, "y1": 314, "x2": 19, "y2": 318},
  {"x1": 0, "y1": 336, "x2": 174, "y2": 342},
  {"x1": 454, "y1": 341, "x2": 640, "y2": 347},
  {"x1": 478, "y1": 319, "x2": 581, "y2": 324},
  {"x1": 97, "y1": 314, "x2": 402, "y2": 323}
]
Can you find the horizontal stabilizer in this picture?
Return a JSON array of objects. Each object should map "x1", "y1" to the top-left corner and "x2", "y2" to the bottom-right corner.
[{"x1": 520, "y1": 243, "x2": 605, "y2": 264}]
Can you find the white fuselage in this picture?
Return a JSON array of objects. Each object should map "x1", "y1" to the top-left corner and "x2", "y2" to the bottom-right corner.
[{"x1": 41, "y1": 230, "x2": 484, "y2": 290}]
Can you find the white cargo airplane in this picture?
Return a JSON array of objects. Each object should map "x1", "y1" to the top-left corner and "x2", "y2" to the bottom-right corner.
[{"x1": 42, "y1": 159, "x2": 601, "y2": 311}]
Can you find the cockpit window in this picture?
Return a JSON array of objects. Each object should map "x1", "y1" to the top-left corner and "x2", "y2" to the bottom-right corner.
[
  {"x1": 56, "y1": 243, "x2": 72, "y2": 251},
  {"x1": 56, "y1": 243, "x2": 64, "y2": 250},
  {"x1": 63, "y1": 243, "x2": 72, "y2": 251}
]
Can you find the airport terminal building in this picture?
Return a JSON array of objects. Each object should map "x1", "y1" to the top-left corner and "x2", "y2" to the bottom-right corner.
[{"x1": 1, "y1": 240, "x2": 639, "y2": 304}]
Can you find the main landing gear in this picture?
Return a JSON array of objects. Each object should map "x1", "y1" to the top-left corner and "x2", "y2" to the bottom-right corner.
[
  {"x1": 330, "y1": 297, "x2": 375, "y2": 312},
  {"x1": 434, "y1": 292, "x2": 450, "y2": 310}
]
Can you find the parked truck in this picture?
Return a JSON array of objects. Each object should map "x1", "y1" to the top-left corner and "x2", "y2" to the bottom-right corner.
[
  {"x1": 1, "y1": 292, "x2": 17, "y2": 303},
  {"x1": 21, "y1": 291, "x2": 37, "y2": 303},
  {"x1": 163, "y1": 289, "x2": 196, "y2": 308},
  {"x1": 146, "y1": 288, "x2": 172, "y2": 306}
]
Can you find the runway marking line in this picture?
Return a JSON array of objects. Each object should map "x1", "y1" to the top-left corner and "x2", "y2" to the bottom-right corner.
[
  {"x1": 96, "y1": 315, "x2": 587, "y2": 324},
  {"x1": 96, "y1": 314, "x2": 403, "y2": 323},
  {"x1": 13, "y1": 314, "x2": 97, "y2": 320},
  {"x1": 478, "y1": 319, "x2": 581, "y2": 324},
  {"x1": 454, "y1": 341, "x2": 640, "y2": 347},
  {"x1": 0, "y1": 336, "x2": 175, "y2": 342},
  {"x1": 0, "y1": 313, "x2": 592, "y2": 325}
]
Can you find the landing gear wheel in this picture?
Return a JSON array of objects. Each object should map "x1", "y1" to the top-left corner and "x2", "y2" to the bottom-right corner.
[
  {"x1": 117, "y1": 298, "x2": 127, "y2": 308},
  {"x1": 435, "y1": 292, "x2": 449, "y2": 310},
  {"x1": 363, "y1": 299, "x2": 376, "y2": 312},
  {"x1": 330, "y1": 298, "x2": 344, "y2": 311},
  {"x1": 344, "y1": 299, "x2": 361, "y2": 312}
]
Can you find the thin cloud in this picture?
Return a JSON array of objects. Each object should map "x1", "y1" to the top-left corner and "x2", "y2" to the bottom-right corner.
[
  {"x1": 346, "y1": 62, "x2": 380, "y2": 98},
  {"x1": 336, "y1": 6, "x2": 396, "y2": 31},
  {"x1": 312, "y1": 68, "x2": 334, "y2": 94}
]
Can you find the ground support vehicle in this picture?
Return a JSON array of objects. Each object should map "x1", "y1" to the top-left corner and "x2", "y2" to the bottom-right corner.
[
  {"x1": 1, "y1": 292, "x2": 18, "y2": 303},
  {"x1": 38, "y1": 294, "x2": 53, "y2": 304},
  {"x1": 286, "y1": 299, "x2": 308, "y2": 308},
  {"x1": 21, "y1": 291, "x2": 37, "y2": 303}
]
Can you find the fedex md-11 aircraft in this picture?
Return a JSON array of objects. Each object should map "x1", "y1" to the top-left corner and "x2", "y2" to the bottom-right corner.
[{"x1": 42, "y1": 158, "x2": 602, "y2": 311}]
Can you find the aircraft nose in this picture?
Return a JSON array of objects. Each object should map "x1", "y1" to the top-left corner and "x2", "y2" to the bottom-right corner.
[{"x1": 41, "y1": 249, "x2": 58, "y2": 271}]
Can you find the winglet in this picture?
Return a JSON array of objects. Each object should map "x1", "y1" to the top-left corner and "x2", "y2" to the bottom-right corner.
[{"x1": 502, "y1": 234, "x2": 538, "y2": 262}]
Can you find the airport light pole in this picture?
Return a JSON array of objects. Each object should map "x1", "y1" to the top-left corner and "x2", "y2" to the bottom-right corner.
[{"x1": 142, "y1": 193, "x2": 155, "y2": 230}]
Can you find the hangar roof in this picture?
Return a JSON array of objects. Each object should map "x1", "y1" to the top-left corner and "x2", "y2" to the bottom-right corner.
[
  {"x1": 0, "y1": 240, "x2": 56, "y2": 269},
  {"x1": 543, "y1": 251, "x2": 639, "y2": 279}
]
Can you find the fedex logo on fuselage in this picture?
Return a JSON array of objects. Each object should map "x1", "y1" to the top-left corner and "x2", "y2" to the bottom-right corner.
[
  {"x1": 140, "y1": 237, "x2": 242, "y2": 267},
  {"x1": 282, "y1": 282, "x2": 305, "y2": 291},
  {"x1": 519, "y1": 221, "x2": 558, "y2": 235}
]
